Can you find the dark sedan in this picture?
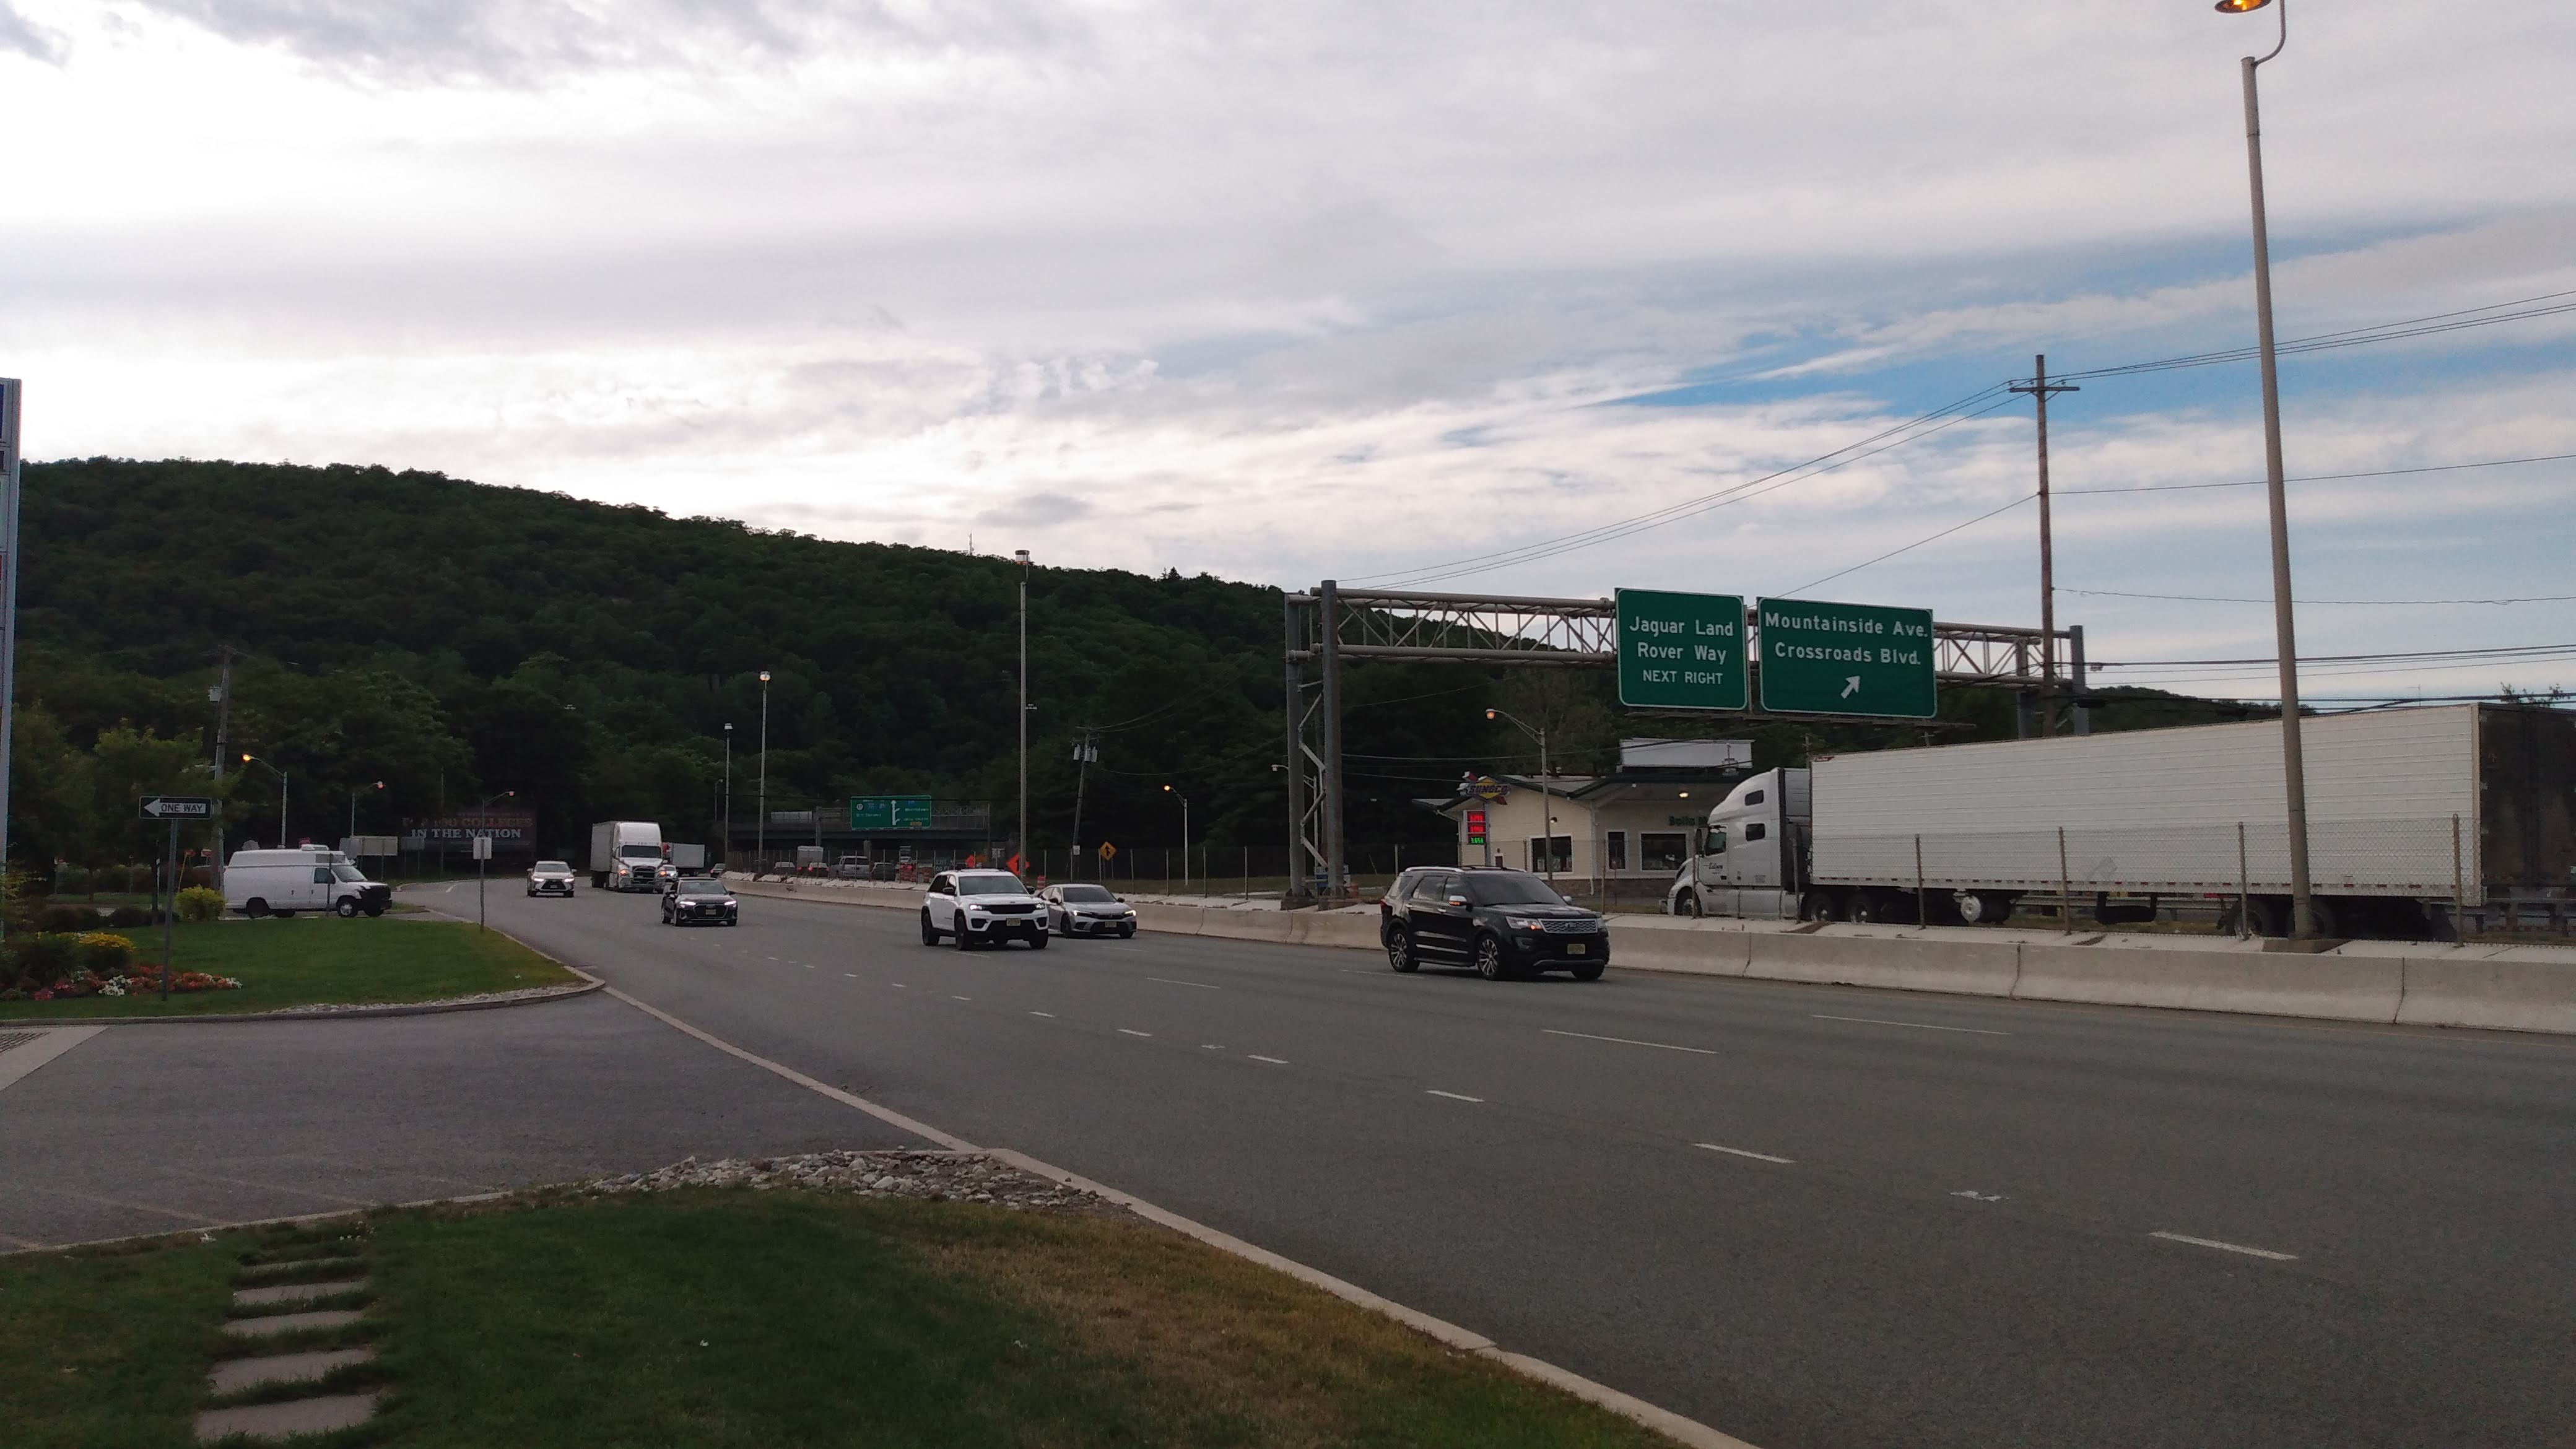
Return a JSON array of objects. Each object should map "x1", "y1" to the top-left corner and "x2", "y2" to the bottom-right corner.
[
  {"x1": 1380, "y1": 868, "x2": 1608, "y2": 980},
  {"x1": 661, "y1": 879, "x2": 739, "y2": 927}
]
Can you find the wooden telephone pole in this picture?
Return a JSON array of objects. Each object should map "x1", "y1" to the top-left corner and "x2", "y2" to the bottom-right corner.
[{"x1": 2009, "y1": 355, "x2": 2079, "y2": 735}]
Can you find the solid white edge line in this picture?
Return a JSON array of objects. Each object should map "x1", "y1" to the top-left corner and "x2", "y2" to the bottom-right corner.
[
  {"x1": 596, "y1": 980, "x2": 1759, "y2": 1448},
  {"x1": 1694, "y1": 1142, "x2": 1795, "y2": 1165},
  {"x1": 1029, "y1": 1011, "x2": 1056, "y2": 1018},
  {"x1": 1118, "y1": 1028, "x2": 1154, "y2": 1037},
  {"x1": 1247, "y1": 1055, "x2": 1289, "y2": 1064},
  {"x1": 0, "y1": 1025, "x2": 106, "y2": 1095},
  {"x1": 1545, "y1": 1027, "x2": 1718, "y2": 1056},
  {"x1": 2150, "y1": 1230, "x2": 2299, "y2": 1261},
  {"x1": 1425, "y1": 1089, "x2": 1485, "y2": 1103},
  {"x1": 1811, "y1": 1014, "x2": 2012, "y2": 1037},
  {"x1": 1147, "y1": 976, "x2": 1220, "y2": 990}
]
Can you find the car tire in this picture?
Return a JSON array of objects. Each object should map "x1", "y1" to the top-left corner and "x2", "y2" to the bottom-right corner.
[
  {"x1": 954, "y1": 919, "x2": 974, "y2": 951},
  {"x1": 365, "y1": 903, "x2": 386, "y2": 918},
  {"x1": 920, "y1": 910, "x2": 941, "y2": 945},
  {"x1": 245, "y1": 899, "x2": 270, "y2": 918},
  {"x1": 1678, "y1": 893, "x2": 1703, "y2": 918},
  {"x1": 1030, "y1": 931, "x2": 1048, "y2": 951},
  {"x1": 1474, "y1": 934, "x2": 1509, "y2": 981},
  {"x1": 334, "y1": 899, "x2": 360, "y2": 918},
  {"x1": 1119, "y1": 924, "x2": 1136, "y2": 939},
  {"x1": 1570, "y1": 961, "x2": 1606, "y2": 982},
  {"x1": 1385, "y1": 926, "x2": 1419, "y2": 973}
]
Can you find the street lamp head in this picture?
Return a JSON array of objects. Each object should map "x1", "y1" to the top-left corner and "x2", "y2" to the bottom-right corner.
[
  {"x1": 759, "y1": 671, "x2": 771, "y2": 684},
  {"x1": 1484, "y1": 708, "x2": 1499, "y2": 721},
  {"x1": 1014, "y1": 549, "x2": 1030, "y2": 564},
  {"x1": 2214, "y1": 0, "x2": 2269, "y2": 11},
  {"x1": 1162, "y1": 783, "x2": 1173, "y2": 793}
]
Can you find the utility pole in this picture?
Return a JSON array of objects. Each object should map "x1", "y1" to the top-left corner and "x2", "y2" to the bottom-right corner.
[
  {"x1": 211, "y1": 646, "x2": 234, "y2": 892},
  {"x1": 2010, "y1": 355, "x2": 2078, "y2": 736},
  {"x1": 0, "y1": 377, "x2": 20, "y2": 932},
  {"x1": 757, "y1": 671, "x2": 772, "y2": 873},
  {"x1": 1015, "y1": 549, "x2": 1032, "y2": 876},
  {"x1": 1069, "y1": 728, "x2": 1096, "y2": 879}
]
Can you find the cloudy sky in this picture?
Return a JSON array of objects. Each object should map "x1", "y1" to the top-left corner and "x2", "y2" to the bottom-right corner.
[{"x1": 6, "y1": 0, "x2": 2573, "y2": 700}]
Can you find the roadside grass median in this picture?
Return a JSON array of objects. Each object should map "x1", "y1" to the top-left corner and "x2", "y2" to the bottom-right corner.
[
  {"x1": 0, "y1": 916, "x2": 578, "y2": 1021},
  {"x1": 3, "y1": 1188, "x2": 1685, "y2": 1448}
]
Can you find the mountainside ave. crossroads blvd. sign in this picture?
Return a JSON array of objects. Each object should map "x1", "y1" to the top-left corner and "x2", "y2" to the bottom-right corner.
[
  {"x1": 1615, "y1": 588, "x2": 1747, "y2": 710},
  {"x1": 137, "y1": 795, "x2": 215, "y2": 820},
  {"x1": 1756, "y1": 598, "x2": 1938, "y2": 718}
]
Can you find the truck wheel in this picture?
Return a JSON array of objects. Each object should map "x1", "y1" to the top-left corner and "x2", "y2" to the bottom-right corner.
[
  {"x1": 245, "y1": 898, "x2": 271, "y2": 919},
  {"x1": 1801, "y1": 890, "x2": 1840, "y2": 923},
  {"x1": 1850, "y1": 892, "x2": 1891, "y2": 925},
  {"x1": 364, "y1": 903, "x2": 386, "y2": 918},
  {"x1": 1474, "y1": 934, "x2": 1510, "y2": 981},
  {"x1": 1677, "y1": 893, "x2": 1703, "y2": 919},
  {"x1": 335, "y1": 899, "x2": 360, "y2": 918},
  {"x1": 1953, "y1": 890, "x2": 2012, "y2": 925},
  {"x1": 1385, "y1": 926, "x2": 1419, "y2": 973}
]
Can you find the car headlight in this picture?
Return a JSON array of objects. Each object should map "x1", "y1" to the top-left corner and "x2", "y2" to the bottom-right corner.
[{"x1": 1512, "y1": 920, "x2": 1547, "y2": 931}]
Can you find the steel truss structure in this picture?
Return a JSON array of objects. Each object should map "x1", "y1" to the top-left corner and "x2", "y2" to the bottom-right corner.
[{"x1": 1283, "y1": 583, "x2": 2083, "y2": 904}]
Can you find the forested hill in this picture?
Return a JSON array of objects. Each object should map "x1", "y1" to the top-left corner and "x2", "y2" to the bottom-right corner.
[
  {"x1": 15, "y1": 458, "x2": 1351, "y2": 864},
  {"x1": 12, "y1": 458, "x2": 2259, "y2": 872}
]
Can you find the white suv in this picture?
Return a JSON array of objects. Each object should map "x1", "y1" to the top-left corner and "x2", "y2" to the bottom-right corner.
[{"x1": 920, "y1": 869, "x2": 1050, "y2": 951}]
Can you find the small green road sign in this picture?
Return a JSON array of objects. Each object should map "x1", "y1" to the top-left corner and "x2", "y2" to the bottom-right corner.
[
  {"x1": 1755, "y1": 598, "x2": 1937, "y2": 718},
  {"x1": 850, "y1": 794, "x2": 936, "y2": 830},
  {"x1": 1616, "y1": 589, "x2": 1747, "y2": 710}
]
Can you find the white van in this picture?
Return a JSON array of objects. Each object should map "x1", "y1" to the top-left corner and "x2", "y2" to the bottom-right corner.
[{"x1": 225, "y1": 848, "x2": 393, "y2": 918}]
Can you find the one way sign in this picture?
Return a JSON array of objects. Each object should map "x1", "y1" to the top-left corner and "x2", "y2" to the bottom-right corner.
[{"x1": 138, "y1": 795, "x2": 215, "y2": 820}]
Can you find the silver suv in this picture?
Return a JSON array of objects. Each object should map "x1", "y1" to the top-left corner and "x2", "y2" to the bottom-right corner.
[{"x1": 920, "y1": 869, "x2": 1050, "y2": 951}]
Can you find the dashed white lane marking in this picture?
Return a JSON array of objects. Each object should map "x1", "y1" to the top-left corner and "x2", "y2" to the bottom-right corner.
[
  {"x1": 1695, "y1": 1142, "x2": 1794, "y2": 1165},
  {"x1": 1118, "y1": 1028, "x2": 1153, "y2": 1038},
  {"x1": 1951, "y1": 1190, "x2": 2006, "y2": 1202},
  {"x1": 1545, "y1": 1028, "x2": 1717, "y2": 1056},
  {"x1": 2151, "y1": 1230, "x2": 2297, "y2": 1261},
  {"x1": 1812, "y1": 1014, "x2": 2012, "y2": 1037},
  {"x1": 1425, "y1": 1089, "x2": 1484, "y2": 1103},
  {"x1": 1147, "y1": 976, "x2": 1219, "y2": 990},
  {"x1": 1029, "y1": 1011, "x2": 1056, "y2": 1018},
  {"x1": 1201, "y1": 1043, "x2": 1224, "y2": 1050},
  {"x1": 844, "y1": 973, "x2": 856, "y2": 978},
  {"x1": 1248, "y1": 1055, "x2": 1289, "y2": 1065},
  {"x1": 892, "y1": 983, "x2": 909, "y2": 988},
  {"x1": 951, "y1": 996, "x2": 972, "y2": 1003}
]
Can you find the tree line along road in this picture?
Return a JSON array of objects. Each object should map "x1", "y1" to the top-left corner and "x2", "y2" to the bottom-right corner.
[{"x1": 435, "y1": 882, "x2": 2576, "y2": 1449}]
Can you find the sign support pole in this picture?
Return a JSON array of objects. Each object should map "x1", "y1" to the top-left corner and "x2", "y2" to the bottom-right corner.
[{"x1": 162, "y1": 819, "x2": 178, "y2": 1002}]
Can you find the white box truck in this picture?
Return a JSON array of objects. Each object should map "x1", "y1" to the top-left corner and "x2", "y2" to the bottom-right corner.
[
  {"x1": 225, "y1": 847, "x2": 393, "y2": 918},
  {"x1": 590, "y1": 820, "x2": 669, "y2": 892},
  {"x1": 1666, "y1": 703, "x2": 2573, "y2": 939}
]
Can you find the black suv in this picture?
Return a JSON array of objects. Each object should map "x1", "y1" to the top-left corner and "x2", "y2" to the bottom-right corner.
[
  {"x1": 662, "y1": 878, "x2": 739, "y2": 927},
  {"x1": 1380, "y1": 868, "x2": 1609, "y2": 980}
]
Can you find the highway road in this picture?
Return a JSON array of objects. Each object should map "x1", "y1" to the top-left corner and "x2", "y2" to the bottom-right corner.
[{"x1": 442, "y1": 882, "x2": 2576, "y2": 1449}]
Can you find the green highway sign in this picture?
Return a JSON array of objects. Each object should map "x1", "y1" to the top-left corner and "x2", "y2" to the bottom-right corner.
[
  {"x1": 1615, "y1": 589, "x2": 1747, "y2": 711},
  {"x1": 849, "y1": 794, "x2": 935, "y2": 830},
  {"x1": 1755, "y1": 598, "x2": 1937, "y2": 718}
]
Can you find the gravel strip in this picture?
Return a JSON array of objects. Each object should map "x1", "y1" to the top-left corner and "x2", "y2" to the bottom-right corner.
[
  {"x1": 581, "y1": 1150, "x2": 1119, "y2": 1216},
  {"x1": 262, "y1": 984, "x2": 588, "y2": 1015}
]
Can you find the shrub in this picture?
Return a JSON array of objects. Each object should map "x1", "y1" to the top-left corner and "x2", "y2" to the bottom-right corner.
[
  {"x1": 175, "y1": 887, "x2": 227, "y2": 923},
  {"x1": 36, "y1": 903, "x2": 105, "y2": 933},
  {"x1": 122, "y1": 864, "x2": 159, "y2": 894},
  {"x1": 5, "y1": 934, "x2": 77, "y2": 989},
  {"x1": 76, "y1": 933, "x2": 136, "y2": 974},
  {"x1": 52, "y1": 864, "x2": 92, "y2": 896},
  {"x1": 107, "y1": 905, "x2": 163, "y2": 928}
]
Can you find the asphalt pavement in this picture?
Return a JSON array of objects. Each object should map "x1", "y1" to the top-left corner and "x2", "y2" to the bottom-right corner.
[
  {"x1": 439, "y1": 879, "x2": 2576, "y2": 1449},
  {"x1": 0, "y1": 992, "x2": 924, "y2": 1250}
]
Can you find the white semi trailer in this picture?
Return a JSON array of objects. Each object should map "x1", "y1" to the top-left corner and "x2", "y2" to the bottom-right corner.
[
  {"x1": 589, "y1": 820, "x2": 669, "y2": 892},
  {"x1": 1666, "y1": 703, "x2": 2573, "y2": 939}
]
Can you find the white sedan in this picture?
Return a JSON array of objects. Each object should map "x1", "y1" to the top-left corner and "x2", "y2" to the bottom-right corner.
[{"x1": 1040, "y1": 884, "x2": 1138, "y2": 938}]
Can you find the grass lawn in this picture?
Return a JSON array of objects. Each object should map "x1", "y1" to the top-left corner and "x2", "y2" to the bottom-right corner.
[
  {"x1": 2, "y1": 1191, "x2": 1684, "y2": 1448},
  {"x1": 0, "y1": 916, "x2": 578, "y2": 1021}
]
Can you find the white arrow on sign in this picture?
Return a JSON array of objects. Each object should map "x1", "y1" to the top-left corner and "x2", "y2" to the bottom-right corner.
[
  {"x1": 139, "y1": 796, "x2": 214, "y2": 818},
  {"x1": 1840, "y1": 676, "x2": 1861, "y2": 699}
]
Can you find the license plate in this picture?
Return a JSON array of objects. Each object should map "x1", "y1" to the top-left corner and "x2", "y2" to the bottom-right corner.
[{"x1": 1565, "y1": 942, "x2": 1588, "y2": 955}]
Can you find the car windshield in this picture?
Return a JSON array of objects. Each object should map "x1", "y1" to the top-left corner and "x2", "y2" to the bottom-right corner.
[
  {"x1": 957, "y1": 874, "x2": 1026, "y2": 896},
  {"x1": 678, "y1": 883, "x2": 729, "y2": 899},
  {"x1": 1059, "y1": 885, "x2": 1117, "y2": 903},
  {"x1": 620, "y1": 846, "x2": 661, "y2": 859},
  {"x1": 1464, "y1": 874, "x2": 1567, "y2": 907},
  {"x1": 534, "y1": 861, "x2": 570, "y2": 873},
  {"x1": 331, "y1": 864, "x2": 367, "y2": 883}
]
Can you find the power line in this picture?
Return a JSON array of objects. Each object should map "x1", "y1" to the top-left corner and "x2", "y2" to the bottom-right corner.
[
  {"x1": 1780, "y1": 494, "x2": 2034, "y2": 598},
  {"x1": 2056, "y1": 451, "x2": 2576, "y2": 497},
  {"x1": 2043, "y1": 288, "x2": 2576, "y2": 383},
  {"x1": 2068, "y1": 587, "x2": 2576, "y2": 607},
  {"x1": 2097, "y1": 642, "x2": 2576, "y2": 669}
]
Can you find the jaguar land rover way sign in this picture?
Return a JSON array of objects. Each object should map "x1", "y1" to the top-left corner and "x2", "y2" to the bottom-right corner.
[
  {"x1": 1755, "y1": 598, "x2": 1937, "y2": 718},
  {"x1": 1616, "y1": 589, "x2": 1747, "y2": 711}
]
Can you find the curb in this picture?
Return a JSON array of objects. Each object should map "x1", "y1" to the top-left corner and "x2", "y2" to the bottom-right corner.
[{"x1": 2, "y1": 980, "x2": 601, "y2": 1028}]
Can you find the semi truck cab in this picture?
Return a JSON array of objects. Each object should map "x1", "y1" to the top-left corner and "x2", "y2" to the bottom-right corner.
[{"x1": 1668, "y1": 768, "x2": 1811, "y2": 921}]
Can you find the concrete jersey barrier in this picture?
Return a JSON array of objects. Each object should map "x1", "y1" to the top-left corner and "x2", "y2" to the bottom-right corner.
[{"x1": 720, "y1": 876, "x2": 2576, "y2": 1035}]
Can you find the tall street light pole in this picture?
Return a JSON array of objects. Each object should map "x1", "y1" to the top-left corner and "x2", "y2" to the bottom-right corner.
[
  {"x1": 2219, "y1": 0, "x2": 2315, "y2": 938},
  {"x1": 757, "y1": 672, "x2": 772, "y2": 874},
  {"x1": 722, "y1": 723, "x2": 733, "y2": 869},
  {"x1": 1015, "y1": 549, "x2": 1031, "y2": 876},
  {"x1": 1486, "y1": 708, "x2": 1553, "y2": 881},
  {"x1": 1164, "y1": 784, "x2": 1190, "y2": 896}
]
